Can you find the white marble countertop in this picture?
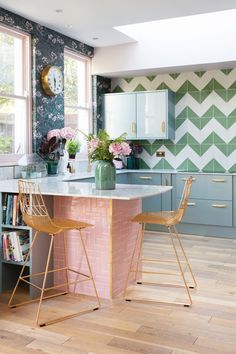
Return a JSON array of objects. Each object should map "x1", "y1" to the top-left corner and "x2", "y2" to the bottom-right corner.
[
  {"x1": 62, "y1": 169, "x2": 235, "y2": 181},
  {"x1": 0, "y1": 177, "x2": 172, "y2": 200}
]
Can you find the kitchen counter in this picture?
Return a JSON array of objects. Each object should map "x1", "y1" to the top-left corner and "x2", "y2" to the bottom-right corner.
[
  {"x1": 0, "y1": 175, "x2": 172, "y2": 300},
  {"x1": 0, "y1": 177, "x2": 171, "y2": 200}
]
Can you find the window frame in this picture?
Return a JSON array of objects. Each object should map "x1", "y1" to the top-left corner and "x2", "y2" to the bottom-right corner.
[
  {"x1": 64, "y1": 48, "x2": 92, "y2": 134},
  {"x1": 0, "y1": 23, "x2": 31, "y2": 165}
]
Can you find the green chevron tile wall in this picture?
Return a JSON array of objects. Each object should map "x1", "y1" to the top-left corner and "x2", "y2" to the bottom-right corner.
[{"x1": 111, "y1": 69, "x2": 236, "y2": 173}]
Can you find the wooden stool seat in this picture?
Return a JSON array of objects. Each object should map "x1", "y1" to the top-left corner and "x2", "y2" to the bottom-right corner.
[
  {"x1": 24, "y1": 216, "x2": 93, "y2": 235},
  {"x1": 132, "y1": 210, "x2": 182, "y2": 226},
  {"x1": 8, "y1": 179, "x2": 100, "y2": 326}
]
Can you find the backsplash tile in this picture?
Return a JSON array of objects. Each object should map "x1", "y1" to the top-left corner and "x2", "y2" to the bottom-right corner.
[{"x1": 112, "y1": 68, "x2": 236, "y2": 173}]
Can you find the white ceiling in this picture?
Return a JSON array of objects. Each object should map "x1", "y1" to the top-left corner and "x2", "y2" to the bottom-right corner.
[{"x1": 0, "y1": 0, "x2": 236, "y2": 47}]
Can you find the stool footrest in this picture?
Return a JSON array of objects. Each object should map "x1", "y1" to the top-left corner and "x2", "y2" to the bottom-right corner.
[
  {"x1": 38, "y1": 305, "x2": 100, "y2": 327},
  {"x1": 124, "y1": 296, "x2": 191, "y2": 307},
  {"x1": 129, "y1": 269, "x2": 181, "y2": 276}
]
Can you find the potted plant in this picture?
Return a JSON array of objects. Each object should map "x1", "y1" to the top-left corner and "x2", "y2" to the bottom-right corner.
[
  {"x1": 82, "y1": 129, "x2": 131, "y2": 190},
  {"x1": 66, "y1": 139, "x2": 81, "y2": 159},
  {"x1": 38, "y1": 127, "x2": 76, "y2": 175}
]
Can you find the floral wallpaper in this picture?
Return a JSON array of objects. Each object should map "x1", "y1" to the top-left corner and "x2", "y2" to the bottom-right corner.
[
  {"x1": 92, "y1": 75, "x2": 111, "y2": 133},
  {"x1": 0, "y1": 7, "x2": 94, "y2": 151}
]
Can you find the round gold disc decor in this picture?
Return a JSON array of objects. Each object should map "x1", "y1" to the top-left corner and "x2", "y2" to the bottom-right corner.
[{"x1": 41, "y1": 65, "x2": 63, "y2": 96}]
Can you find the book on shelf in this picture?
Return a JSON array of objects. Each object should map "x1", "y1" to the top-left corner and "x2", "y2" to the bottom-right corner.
[
  {"x1": 1, "y1": 230, "x2": 30, "y2": 263},
  {"x1": 2, "y1": 193, "x2": 25, "y2": 226}
]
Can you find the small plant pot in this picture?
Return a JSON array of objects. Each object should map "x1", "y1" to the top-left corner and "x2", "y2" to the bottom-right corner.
[
  {"x1": 69, "y1": 154, "x2": 76, "y2": 159},
  {"x1": 47, "y1": 160, "x2": 59, "y2": 175}
]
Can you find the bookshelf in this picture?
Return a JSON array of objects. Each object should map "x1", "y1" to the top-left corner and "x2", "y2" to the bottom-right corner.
[{"x1": 0, "y1": 192, "x2": 53, "y2": 298}]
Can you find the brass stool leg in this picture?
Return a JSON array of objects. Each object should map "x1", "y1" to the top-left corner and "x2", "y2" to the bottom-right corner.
[
  {"x1": 168, "y1": 226, "x2": 192, "y2": 306},
  {"x1": 124, "y1": 223, "x2": 142, "y2": 299},
  {"x1": 173, "y1": 225, "x2": 197, "y2": 288},
  {"x1": 79, "y1": 229, "x2": 101, "y2": 308},
  {"x1": 135, "y1": 223, "x2": 145, "y2": 283},
  {"x1": 63, "y1": 231, "x2": 70, "y2": 294},
  {"x1": 8, "y1": 231, "x2": 39, "y2": 308},
  {"x1": 36, "y1": 234, "x2": 54, "y2": 326}
]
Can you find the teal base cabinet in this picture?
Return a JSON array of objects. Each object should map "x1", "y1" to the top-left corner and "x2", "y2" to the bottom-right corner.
[
  {"x1": 129, "y1": 173, "x2": 172, "y2": 232},
  {"x1": 173, "y1": 173, "x2": 236, "y2": 239}
]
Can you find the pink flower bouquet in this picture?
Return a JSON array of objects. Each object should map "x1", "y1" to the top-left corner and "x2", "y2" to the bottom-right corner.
[{"x1": 85, "y1": 130, "x2": 131, "y2": 162}]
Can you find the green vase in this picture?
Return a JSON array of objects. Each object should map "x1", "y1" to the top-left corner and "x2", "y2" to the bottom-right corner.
[
  {"x1": 47, "y1": 160, "x2": 59, "y2": 175},
  {"x1": 95, "y1": 160, "x2": 116, "y2": 190}
]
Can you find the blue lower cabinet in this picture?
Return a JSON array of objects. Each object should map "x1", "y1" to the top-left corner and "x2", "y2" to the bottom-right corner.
[
  {"x1": 116, "y1": 173, "x2": 130, "y2": 184},
  {"x1": 176, "y1": 174, "x2": 232, "y2": 200},
  {"x1": 130, "y1": 173, "x2": 172, "y2": 232},
  {"x1": 180, "y1": 198, "x2": 232, "y2": 227}
]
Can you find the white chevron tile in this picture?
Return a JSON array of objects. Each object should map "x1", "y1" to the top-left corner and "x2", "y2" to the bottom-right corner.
[
  {"x1": 175, "y1": 119, "x2": 236, "y2": 143},
  {"x1": 113, "y1": 68, "x2": 236, "y2": 93},
  {"x1": 175, "y1": 92, "x2": 236, "y2": 117},
  {"x1": 111, "y1": 68, "x2": 236, "y2": 171}
]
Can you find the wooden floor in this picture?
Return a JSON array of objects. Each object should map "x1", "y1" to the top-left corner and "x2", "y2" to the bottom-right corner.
[{"x1": 1, "y1": 232, "x2": 236, "y2": 354}]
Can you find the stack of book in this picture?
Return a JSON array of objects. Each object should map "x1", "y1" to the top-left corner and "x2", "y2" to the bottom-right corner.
[
  {"x1": 2, "y1": 194, "x2": 25, "y2": 226},
  {"x1": 2, "y1": 231, "x2": 30, "y2": 262}
]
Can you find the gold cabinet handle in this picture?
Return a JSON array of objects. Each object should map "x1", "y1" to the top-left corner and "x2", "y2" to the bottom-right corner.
[
  {"x1": 187, "y1": 202, "x2": 196, "y2": 206},
  {"x1": 163, "y1": 178, "x2": 168, "y2": 186},
  {"x1": 181, "y1": 177, "x2": 196, "y2": 181},
  {"x1": 139, "y1": 176, "x2": 153, "y2": 180},
  {"x1": 131, "y1": 122, "x2": 136, "y2": 133},
  {"x1": 161, "y1": 121, "x2": 166, "y2": 133},
  {"x1": 212, "y1": 178, "x2": 226, "y2": 183},
  {"x1": 211, "y1": 204, "x2": 227, "y2": 208}
]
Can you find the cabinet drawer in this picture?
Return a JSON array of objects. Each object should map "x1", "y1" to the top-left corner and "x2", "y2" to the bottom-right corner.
[
  {"x1": 116, "y1": 173, "x2": 130, "y2": 184},
  {"x1": 180, "y1": 198, "x2": 232, "y2": 226},
  {"x1": 130, "y1": 173, "x2": 161, "y2": 185},
  {"x1": 176, "y1": 174, "x2": 232, "y2": 200}
]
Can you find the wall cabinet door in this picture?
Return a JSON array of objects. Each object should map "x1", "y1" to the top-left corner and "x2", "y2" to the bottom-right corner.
[
  {"x1": 137, "y1": 91, "x2": 167, "y2": 139},
  {"x1": 104, "y1": 93, "x2": 136, "y2": 139},
  {"x1": 104, "y1": 90, "x2": 175, "y2": 140}
]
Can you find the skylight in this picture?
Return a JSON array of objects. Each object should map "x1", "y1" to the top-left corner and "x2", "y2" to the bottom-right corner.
[{"x1": 114, "y1": 9, "x2": 236, "y2": 42}]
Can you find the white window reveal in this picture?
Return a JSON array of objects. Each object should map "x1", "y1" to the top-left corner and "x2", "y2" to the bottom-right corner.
[
  {"x1": 0, "y1": 24, "x2": 31, "y2": 164},
  {"x1": 64, "y1": 49, "x2": 92, "y2": 144}
]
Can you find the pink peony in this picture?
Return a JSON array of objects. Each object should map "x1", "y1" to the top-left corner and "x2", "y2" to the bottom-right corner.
[
  {"x1": 60, "y1": 127, "x2": 76, "y2": 140},
  {"x1": 109, "y1": 142, "x2": 123, "y2": 157},
  {"x1": 47, "y1": 129, "x2": 61, "y2": 141},
  {"x1": 121, "y1": 142, "x2": 131, "y2": 155},
  {"x1": 109, "y1": 142, "x2": 131, "y2": 157},
  {"x1": 88, "y1": 138, "x2": 101, "y2": 153}
]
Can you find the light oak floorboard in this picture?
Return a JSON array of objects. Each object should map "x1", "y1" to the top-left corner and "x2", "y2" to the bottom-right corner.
[{"x1": 0, "y1": 232, "x2": 236, "y2": 354}]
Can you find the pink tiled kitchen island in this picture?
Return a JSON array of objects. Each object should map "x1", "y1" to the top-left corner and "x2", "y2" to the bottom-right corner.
[{"x1": 0, "y1": 177, "x2": 172, "y2": 300}]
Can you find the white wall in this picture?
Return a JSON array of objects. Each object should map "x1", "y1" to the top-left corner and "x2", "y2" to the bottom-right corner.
[{"x1": 92, "y1": 10, "x2": 236, "y2": 77}]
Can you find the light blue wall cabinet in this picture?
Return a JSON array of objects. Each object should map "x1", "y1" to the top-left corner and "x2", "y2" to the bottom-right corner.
[
  {"x1": 104, "y1": 90, "x2": 175, "y2": 140},
  {"x1": 175, "y1": 174, "x2": 233, "y2": 227},
  {"x1": 104, "y1": 93, "x2": 136, "y2": 138},
  {"x1": 136, "y1": 91, "x2": 175, "y2": 140}
]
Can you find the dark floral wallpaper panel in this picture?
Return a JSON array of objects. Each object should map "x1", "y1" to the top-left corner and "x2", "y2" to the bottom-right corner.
[{"x1": 0, "y1": 7, "x2": 94, "y2": 151}]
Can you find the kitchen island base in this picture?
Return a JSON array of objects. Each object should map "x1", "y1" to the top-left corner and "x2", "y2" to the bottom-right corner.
[{"x1": 54, "y1": 197, "x2": 141, "y2": 299}]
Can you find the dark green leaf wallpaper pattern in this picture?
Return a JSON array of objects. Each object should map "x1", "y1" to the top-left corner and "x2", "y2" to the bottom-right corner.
[{"x1": 0, "y1": 7, "x2": 94, "y2": 151}]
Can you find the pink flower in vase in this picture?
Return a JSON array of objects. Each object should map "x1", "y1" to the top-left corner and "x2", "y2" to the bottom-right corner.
[
  {"x1": 88, "y1": 138, "x2": 101, "y2": 153},
  {"x1": 47, "y1": 129, "x2": 61, "y2": 141},
  {"x1": 60, "y1": 127, "x2": 76, "y2": 140},
  {"x1": 109, "y1": 142, "x2": 123, "y2": 157},
  {"x1": 121, "y1": 142, "x2": 132, "y2": 155}
]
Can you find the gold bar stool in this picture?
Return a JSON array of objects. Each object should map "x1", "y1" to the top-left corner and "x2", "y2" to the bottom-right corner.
[
  {"x1": 8, "y1": 179, "x2": 100, "y2": 326},
  {"x1": 124, "y1": 176, "x2": 197, "y2": 307}
]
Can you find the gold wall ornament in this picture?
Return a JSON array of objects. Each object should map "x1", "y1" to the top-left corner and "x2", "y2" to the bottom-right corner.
[{"x1": 41, "y1": 65, "x2": 63, "y2": 96}]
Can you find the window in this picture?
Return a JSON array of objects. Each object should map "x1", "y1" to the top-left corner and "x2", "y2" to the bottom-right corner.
[
  {"x1": 64, "y1": 49, "x2": 91, "y2": 142},
  {"x1": 0, "y1": 24, "x2": 31, "y2": 161}
]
